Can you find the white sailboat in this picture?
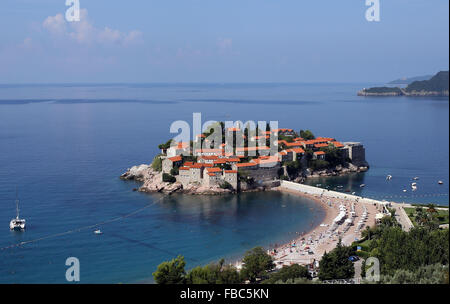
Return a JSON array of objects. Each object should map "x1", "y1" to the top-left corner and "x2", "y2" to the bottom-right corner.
[{"x1": 10, "y1": 188, "x2": 26, "y2": 231}]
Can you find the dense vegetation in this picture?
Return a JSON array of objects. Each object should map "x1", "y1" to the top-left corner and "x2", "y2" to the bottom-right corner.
[
  {"x1": 354, "y1": 213, "x2": 449, "y2": 280},
  {"x1": 162, "y1": 173, "x2": 176, "y2": 183},
  {"x1": 151, "y1": 155, "x2": 162, "y2": 171},
  {"x1": 405, "y1": 71, "x2": 449, "y2": 93},
  {"x1": 363, "y1": 87, "x2": 403, "y2": 94},
  {"x1": 318, "y1": 240, "x2": 355, "y2": 280},
  {"x1": 153, "y1": 246, "x2": 281, "y2": 284}
]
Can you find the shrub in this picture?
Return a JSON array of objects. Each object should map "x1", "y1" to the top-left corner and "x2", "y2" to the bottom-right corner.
[
  {"x1": 162, "y1": 173, "x2": 176, "y2": 183},
  {"x1": 151, "y1": 155, "x2": 163, "y2": 171}
]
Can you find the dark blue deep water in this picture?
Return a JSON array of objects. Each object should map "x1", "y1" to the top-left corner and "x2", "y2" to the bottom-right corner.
[{"x1": 0, "y1": 83, "x2": 448, "y2": 283}]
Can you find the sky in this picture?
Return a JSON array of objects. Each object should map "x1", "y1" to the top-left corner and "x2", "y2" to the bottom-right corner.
[{"x1": 0, "y1": 0, "x2": 448, "y2": 83}]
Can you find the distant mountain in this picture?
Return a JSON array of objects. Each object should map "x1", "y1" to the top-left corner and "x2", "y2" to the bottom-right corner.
[
  {"x1": 358, "y1": 71, "x2": 449, "y2": 97},
  {"x1": 404, "y1": 71, "x2": 449, "y2": 94},
  {"x1": 388, "y1": 75, "x2": 433, "y2": 85}
]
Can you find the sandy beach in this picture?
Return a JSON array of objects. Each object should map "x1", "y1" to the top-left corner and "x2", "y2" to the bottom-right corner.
[{"x1": 246, "y1": 187, "x2": 381, "y2": 270}]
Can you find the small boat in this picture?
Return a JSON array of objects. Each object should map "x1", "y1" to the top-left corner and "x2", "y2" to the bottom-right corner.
[
  {"x1": 386, "y1": 175, "x2": 392, "y2": 180},
  {"x1": 411, "y1": 182, "x2": 417, "y2": 187},
  {"x1": 413, "y1": 177, "x2": 419, "y2": 180},
  {"x1": 360, "y1": 184, "x2": 365, "y2": 188},
  {"x1": 10, "y1": 188, "x2": 26, "y2": 231},
  {"x1": 403, "y1": 189, "x2": 407, "y2": 192},
  {"x1": 438, "y1": 181, "x2": 444, "y2": 185},
  {"x1": 94, "y1": 229, "x2": 103, "y2": 235}
]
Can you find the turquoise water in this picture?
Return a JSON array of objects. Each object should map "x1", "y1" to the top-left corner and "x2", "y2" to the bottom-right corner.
[{"x1": 0, "y1": 83, "x2": 448, "y2": 283}]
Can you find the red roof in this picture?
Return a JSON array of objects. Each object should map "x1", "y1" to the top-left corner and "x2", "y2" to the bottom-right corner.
[
  {"x1": 207, "y1": 173, "x2": 216, "y2": 176},
  {"x1": 206, "y1": 167, "x2": 222, "y2": 173},
  {"x1": 168, "y1": 155, "x2": 182, "y2": 162},
  {"x1": 314, "y1": 151, "x2": 326, "y2": 155},
  {"x1": 213, "y1": 159, "x2": 227, "y2": 164},
  {"x1": 292, "y1": 148, "x2": 305, "y2": 153},
  {"x1": 235, "y1": 162, "x2": 258, "y2": 168},
  {"x1": 179, "y1": 167, "x2": 190, "y2": 171},
  {"x1": 285, "y1": 142, "x2": 304, "y2": 147},
  {"x1": 224, "y1": 170, "x2": 238, "y2": 174},
  {"x1": 331, "y1": 141, "x2": 344, "y2": 148},
  {"x1": 172, "y1": 142, "x2": 189, "y2": 149},
  {"x1": 183, "y1": 161, "x2": 194, "y2": 167},
  {"x1": 314, "y1": 143, "x2": 329, "y2": 148}
]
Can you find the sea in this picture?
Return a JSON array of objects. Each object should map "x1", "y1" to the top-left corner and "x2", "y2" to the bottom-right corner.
[{"x1": 0, "y1": 83, "x2": 448, "y2": 283}]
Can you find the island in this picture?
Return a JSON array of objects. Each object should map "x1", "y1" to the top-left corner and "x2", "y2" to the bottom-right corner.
[
  {"x1": 121, "y1": 125, "x2": 369, "y2": 194},
  {"x1": 358, "y1": 71, "x2": 449, "y2": 97}
]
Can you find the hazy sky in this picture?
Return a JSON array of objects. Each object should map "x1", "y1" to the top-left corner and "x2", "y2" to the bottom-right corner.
[{"x1": 0, "y1": 0, "x2": 448, "y2": 83}]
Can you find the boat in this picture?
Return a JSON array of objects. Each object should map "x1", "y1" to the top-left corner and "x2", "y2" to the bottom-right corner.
[
  {"x1": 403, "y1": 189, "x2": 407, "y2": 192},
  {"x1": 438, "y1": 181, "x2": 444, "y2": 185},
  {"x1": 413, "y1": 177, "x2": 419, "y2": 180},
  {"x1": 94, "y1": 229, "x2": 103, "y2": 235},
  {"x1": 360, "y1": 184, "x2": 365, "y2": 188},
  {"x1": 10, "y1": 188, "x2": 26, "y2": 231},
  {"x1": 386, "y1": 175, "x2": 392, "y2": 180}
]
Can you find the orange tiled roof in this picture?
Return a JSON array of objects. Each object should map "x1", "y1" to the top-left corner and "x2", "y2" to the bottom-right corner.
[
  {"x1": 206, "y1": 167, "x2": 222, "y2": 173},
  {"x1": 183, "y1": 161, "x2": 194, "y2": 167},
  {"x1": 292, "y1": 148, "x2": 305, "y2": 153},
  {"x1": 224, "y1": 170, "x2": 238, "y2": 174},
  {"x1": 179, "y1": 167, "x2": 190, "y2": 171},
  {"x1": 191, "y1": 163, "x2": 204, "y2": 169},
  {"x1": 331, "y1": 141, "x2": 344, "y2": 148},
  {"x1": 314, "y1": 143, "x2": 329, "y2": 148},
  {"x1": 314, "y1": 151, "x2": 326, "y2": 155},
  {"x1": 285, "y1": 142, "x2": 304, "y2": 147},
  {"x1": 235, "y1": 162, "x2": 258, "y2": 168},
  {"x1": 172, "y1": 142, "x2": 189, "y2": 149},
  {"x1": 168, "y1": 155, "x2": 182, "y2": 162},
  {"x1": 213, "y1": 159, "x2": 227, "y2": 164},
  {"x1": 207, "y1": 173, "x2": 216, "y2": 176}
]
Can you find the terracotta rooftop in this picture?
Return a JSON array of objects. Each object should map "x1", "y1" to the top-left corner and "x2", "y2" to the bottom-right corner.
[
  {"x1": 206, "y1": 167, "x2": 222, "y2": 173},
  {"x1": 168, "y1": 155, "x2": 182, "y2": 162}
]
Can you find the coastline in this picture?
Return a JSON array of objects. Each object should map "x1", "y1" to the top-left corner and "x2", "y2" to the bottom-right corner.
[{"x1": 233, "y1": 186, "x2": 379, "y2": 270}]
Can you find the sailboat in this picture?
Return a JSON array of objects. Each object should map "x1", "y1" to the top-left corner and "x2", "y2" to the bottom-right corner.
[{"x1": 9, "y1": 188, "x2": 26, "y2": 231}]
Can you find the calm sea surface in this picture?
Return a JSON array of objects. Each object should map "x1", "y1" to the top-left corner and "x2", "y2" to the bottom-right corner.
[{"x1": 0, "y1": 83, "x2": 448, "y2": 283}]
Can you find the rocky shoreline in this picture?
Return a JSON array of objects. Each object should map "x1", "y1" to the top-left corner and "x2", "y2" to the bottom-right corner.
[
  {"x1": 357, "y1": 89, "x2": 449, "y2": 97},
  {"x1": 120, "y1": 162, "x2": 369, "y2": 195}
]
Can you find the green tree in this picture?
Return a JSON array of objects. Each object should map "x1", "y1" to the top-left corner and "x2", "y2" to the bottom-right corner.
[
  {"x1": 162, "y1": 173, "x2": 176, "y2": 183},
  {"x1": 151, "y1": 155, "x2": 163, "y2": 171},
  {"x1": 263, "y1": 264, "x2": 310, "y2": 283},
  {"x1": 153, "y1": 255, "x2": 186, "y2": 284},
  {"x1": 240, "y1": 247, "x2": 275, "y2": 283},
  {"x1": 158, "y1": 139, "x2": 173, "y2": 151},
  {"x1": 170, "y1": 167, "x2": 179, "y2": 176},
  {"x1": 300, "y1": 130, "x2": 315, "y2": 140},
  {"x1": 318, "y1": 240, "x2": 355, "y2": 281}
]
